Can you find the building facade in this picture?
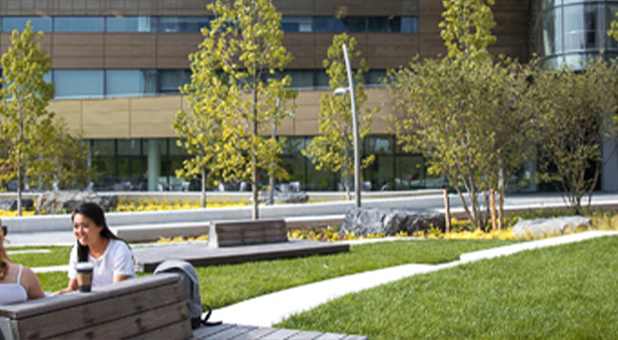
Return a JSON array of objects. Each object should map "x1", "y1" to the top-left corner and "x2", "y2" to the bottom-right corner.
[{"x1": 0, "y1": 0, "x2": 615, "y2": 192}]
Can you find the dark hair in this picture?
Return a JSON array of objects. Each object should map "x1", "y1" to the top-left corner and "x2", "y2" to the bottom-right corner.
[{"x1": 72, "y1": 202, "x2": 126, "y2": 262}]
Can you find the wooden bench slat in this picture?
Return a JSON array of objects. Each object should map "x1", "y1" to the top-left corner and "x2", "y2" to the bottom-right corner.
[
  {"x1": 191, "y1": 323, "x2": 237, "y2": 339},
  {"x1": 287, "y1": 330, "x2": 324, "y2": 340},
  {"x1": 13, "y1": 280, "x2": 186, "y2": 339},
  {"x1": 128, "y1": 318, "x2": 193, "y2": 340},
  {"x1": 229, "y1": 326, "x2": 280, "y2": 340},
  {"x1": 199, "y1": 324, "x2": 257, "y2": 339},
  {"x1": 47, "y1": 300, "x2": 191, "y2": 340},
  {"x1": 0, "y1": 275, "x2": 181, "y2": 319}
]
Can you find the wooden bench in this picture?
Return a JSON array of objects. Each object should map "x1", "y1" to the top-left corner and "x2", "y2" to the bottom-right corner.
[
  {"x1": 208, "y1": 219, "x2": 288, "y2": 248},
  {"x1": 0, "y1": 274, "x2": 192, "y2": 340}
]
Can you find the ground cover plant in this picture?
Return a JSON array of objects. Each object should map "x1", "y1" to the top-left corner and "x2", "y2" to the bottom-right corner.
[
  {"x1": 31, "y1": 239, "x2": 514, "y2": 305},
  {"x1": 277, "y1": 235, "x2": 618, "y2": 339}
]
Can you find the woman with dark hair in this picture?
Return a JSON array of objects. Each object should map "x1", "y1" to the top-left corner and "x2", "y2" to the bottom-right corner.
[
  {"x1": 0, "y1": 218, "x2": 46, "y2": 305},
  {"x1": 55, "y1": 202, "x2": 135, "y2": 294}
]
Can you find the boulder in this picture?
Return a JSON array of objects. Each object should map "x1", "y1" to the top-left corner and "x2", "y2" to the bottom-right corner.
[
  {"x1": 340, "y1": 207, "x2": 445, "y2": 237},
  {"x1": 258, "y1": 190, "x2": 309, "y2": 204},
  {"x1": 0, "y1": 198, "x2": 35, "y2": 211},
  {"x1": 36, "y1": 191, "x2": 119, "y2": 214},
  {"x1": 511, "y1": 216, "x2": 592, "y2": 238}
]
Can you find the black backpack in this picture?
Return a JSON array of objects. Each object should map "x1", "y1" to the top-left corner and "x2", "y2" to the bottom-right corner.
[{"x1": 154, "y1": 260, "x2": 221, "y2": 329}]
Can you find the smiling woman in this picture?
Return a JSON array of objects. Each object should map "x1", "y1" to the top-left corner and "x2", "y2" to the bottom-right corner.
[{"x1": 54, "y1": 203, "x2": 135, "y2": 295}]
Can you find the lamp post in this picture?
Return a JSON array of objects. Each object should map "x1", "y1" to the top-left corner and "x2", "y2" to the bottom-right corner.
[{"x1": 333, "y1": 43, "x2": 361, "y2": 208}]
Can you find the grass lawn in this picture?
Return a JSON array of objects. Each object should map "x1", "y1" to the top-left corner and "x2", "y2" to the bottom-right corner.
[
  {"x1": 7, "y1": 246, "x2": 70, "y2": 268},
  {"x1": 277, "y1": 235, "x2": 618, "y2": 339},
  {"x1": 32, "y1": 239, "x2": 515, "y2": 306}
]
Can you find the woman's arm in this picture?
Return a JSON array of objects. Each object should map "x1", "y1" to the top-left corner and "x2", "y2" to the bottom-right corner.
[
  {"x1": 113, "y1": 274, "x2": 132, "y2": 283},
  {"x1": 21, "y1": 266, "x2": 46, "y2": 300},
  {"x1": 52, "y1": 278, "x2": 78, "y2": 296}
]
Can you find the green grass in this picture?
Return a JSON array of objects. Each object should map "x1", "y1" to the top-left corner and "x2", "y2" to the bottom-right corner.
[
  {"x1": 7, "y1": 246, "x2": 71, "y2": 267},
  {"x1": 32, "y1": 239, "x2": 515, "y2": 304},
  {"x1": 277, "y1": 235, "x2": 618, "y2": 339}
]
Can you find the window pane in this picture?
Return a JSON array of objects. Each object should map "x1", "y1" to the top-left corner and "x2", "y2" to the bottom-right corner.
[
  {"x1": 54, "y1": 70, "x2": 104, "y2": 99},
  {"x1": 341, "y1": 17, "x2": 366, "y2": 32},
  {"x1": 159, "y1": 70, "x2": 190, "y2": 93},
  {"x1": 607, "y1": 4, "x2": 618, "y2": 50},
  {"x1": 157, "y1": 17, "x2": 210, "y2": 33},
  {"x1": 2, "y1": 17, "x2": 52, "y2": 33},
  {"x1": 117, "y1": 139, "x2": 142, "y2": 156},
  {"x1": 106, "y1": 16, "x2": 156, "y2": 32},
  {"x1": 281, "y1": 17, "x2": 313, "y2": 32},
  {"x1": 54, "y1": 17, "x2": 104, "y2": 32},
  {"x1": 106, "y1": 70, "x2": 157, "y2": 97},
  {"x1": 541, "y1": 8, "x2": 562, "y2": 55},
  {"x1": 563, "y1": 5, "x2": 586, "y2": 51},
  {"x1": 400, "y1": 17, "x2": 418, "y2": 33}
]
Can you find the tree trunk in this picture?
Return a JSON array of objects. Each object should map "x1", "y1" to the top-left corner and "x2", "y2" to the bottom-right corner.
[
  {"x1": 490, "y1": 188, "x2": 497, "y2": 231},
  {"x1": 443, "y1": 188, "x2": 451, "y2": 233},
  {"x1": 201, "y1": 167, "x2": 206, "y2": 209}
]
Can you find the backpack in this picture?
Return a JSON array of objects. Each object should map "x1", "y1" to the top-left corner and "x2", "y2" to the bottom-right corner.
[{"x1": 153, "y1": 260, "x2": 221, "y2": 329}]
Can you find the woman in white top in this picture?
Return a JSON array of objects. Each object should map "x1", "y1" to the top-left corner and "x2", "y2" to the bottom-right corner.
[
  {"x1": 55, "y1": 202, "x2": 135, "y2": 294},
  {"x1": 0, "y1": 218, "x2": 46, "y2": 305}
]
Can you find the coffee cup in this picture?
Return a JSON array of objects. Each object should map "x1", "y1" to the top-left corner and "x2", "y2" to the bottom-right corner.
[{"x1": 76, "y1": 262, "x2": 94, "y2": 293}]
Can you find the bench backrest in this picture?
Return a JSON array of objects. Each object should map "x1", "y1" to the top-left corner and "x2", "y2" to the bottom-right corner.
[
  {"x1": 0, "y1": 274, "x2": 192, "y2": 340},
  {"x1": 209, "y1": 219, "x2": 288, "y2": 248}
]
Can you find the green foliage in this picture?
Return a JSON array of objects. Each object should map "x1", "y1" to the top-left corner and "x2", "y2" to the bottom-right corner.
[
  {"x1": 177, "y1": 0, "x2": 296, "y2": 217},
  {"x1": 302, "y1": 34, "x2": 375, "y2": 199},
  {"x1": 389, "y1": 57, "x2": 532, "y2": 229},
  {"x1": 530, "y1": 58, "x2": 618, "y2": 214},
  {"x1": 278, "y1": 236, "x2": 618, "y2": 339},
  {"x1": 0, "y1": 21, "x2": 54, "y2": 214},
  {"x1": 439, "y1": 0, "x2": 496, "y2": 62}
]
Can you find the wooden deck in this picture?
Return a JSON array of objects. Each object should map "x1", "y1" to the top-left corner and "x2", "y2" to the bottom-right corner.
[
  {"x1": 133, "y1": 240, "x2": 350, "y2": 272},
  {"x1": 192, "y1": 323, "x2": 368, "y2": 340}
]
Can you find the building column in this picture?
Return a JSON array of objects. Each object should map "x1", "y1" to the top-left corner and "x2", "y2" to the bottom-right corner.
[
  {"x1": 147, "y1": 139, "x2": 161, "y2": 192},
  {"x1": 602, "y1": 136, "x2": 618, "y2": 192}
]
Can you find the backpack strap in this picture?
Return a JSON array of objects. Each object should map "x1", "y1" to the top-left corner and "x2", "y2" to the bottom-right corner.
[{"x1": 201, "y1": 304, "x2": 222, "y2": 327}]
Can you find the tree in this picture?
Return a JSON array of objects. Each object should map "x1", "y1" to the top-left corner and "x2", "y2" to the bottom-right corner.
[
  {"x1": 389, "y1": 0, "x2": 528, "y2": 230},
  {"x1": 531, "y1": 58, "x2": 618, "y2": 214},
  {"x1": 174, "y1": 32, "x2": 231, "y2": 208},
  {"x1": 0, "y1": 22, "x2": 54, "y2": 216},
  {"x1": 180, "y1": 0, "x2": 296, "y2": 219},
  {"x1": 302, "y1": 34, "x2": 375, "y2": 199},
  {"x1": 39, "y1": 118, "x2": 95, "y2": 191}
]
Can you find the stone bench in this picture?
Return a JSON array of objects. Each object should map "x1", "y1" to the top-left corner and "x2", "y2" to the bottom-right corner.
[
  {"x1": 208, "y1": 219, "x2": 288, "y2": 248},
  {"x1": 0, "y1": 274, "x2": 192, "y2": 339}
]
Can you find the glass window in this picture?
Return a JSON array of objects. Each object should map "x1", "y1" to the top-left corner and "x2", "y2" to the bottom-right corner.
[
  {"x1": 563, "y1": 5, "x2": 586, "y2": 51},
  {"x1": 366, "y1": 70, "x2": 386, "y2": 85},
  {"x1": 607, "y1": 4, "x2": 618, "y2": 50},
  {"x1": 157, "y1": 17, "x2": 210, "y2": 33},
  {"x1": 400, "y1": 17, "x2": 418, "y2": 33},
  {"x1": 2, "y1": 17, "x2": 52, "y2": 33},
  {"x1": 54, "y1": 17, "x2": 104, "y2": 33},
  {"x1": 314, "y1": 17, "x2": 347, "y2": 33},
  {"x1": 92, "y1": 139, "x2": 115, "y2": 156},
  {"x1": 106, "y1": 70, "x2": 157, "y2": 97},
  {"x1": 541, "y1": 8, "x2": 562, "y2": 55},
  {"x1": 368, "y1": 17, "x2": 401, "y2": 33},
  {"x1": 159, "y1": 70, "x2": 190, "y2": 93},
  {"x1": 341, "y1": 17, "x2": 366, "y2": 32},
  {"x1": 117, "y1": 139, "x2": 142, "y2": 156},
  {"x1": 54, "y1": 70, "x2": 104, "y2": 99},
  {"x1": 281, "y1": 17, "x2": 313, "y2": 32},
  {"x1": 106, "y1": 16, "x2": 156, "y2": 32}
]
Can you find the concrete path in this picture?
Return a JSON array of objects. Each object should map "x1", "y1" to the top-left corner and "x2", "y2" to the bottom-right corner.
[{"x1": 210, "y1": 231, "x2": 618, "y2": 327}]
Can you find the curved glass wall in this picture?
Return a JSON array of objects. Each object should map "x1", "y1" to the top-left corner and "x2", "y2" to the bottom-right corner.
[{"x1": 535, "y1": 0, "x2": 618, "y2": 70}]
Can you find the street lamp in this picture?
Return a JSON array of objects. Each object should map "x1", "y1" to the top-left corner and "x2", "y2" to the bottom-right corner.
[{"x1": 333, "y1": 43, "x2": 361, "y2": 208}]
